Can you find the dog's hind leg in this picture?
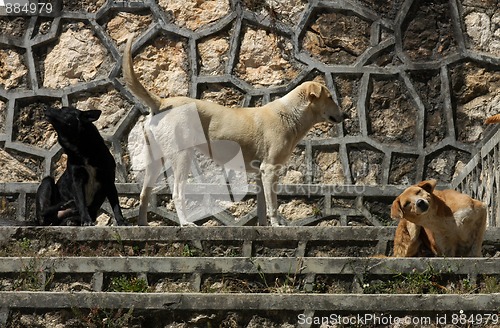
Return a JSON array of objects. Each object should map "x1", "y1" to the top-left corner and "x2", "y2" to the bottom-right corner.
[
  {"x1": 172, "y1": 176, "x2": 193, "y2": 227},
  {"x1": 172, "y1": 151, "x2": 196, "y2": 227},
  {"x1": 470, "y1": 203, "x2": 487, "y2": 257},
  {"x1": 36, "y1": 177, "x2": 61, "y2": 225},
  {"x1": 138, "y1": 158, "x2": 162, "y2": 226},
  {"x1": 138, "y1": 186, "x2": 153, "y2": 226},
  {"x1": 36, "y1": 179, "x2": 78, "y2": 225}
]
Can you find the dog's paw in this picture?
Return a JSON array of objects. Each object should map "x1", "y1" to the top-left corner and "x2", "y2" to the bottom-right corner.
[
  {"x1": 81, "y1": 216, "x2": 94, "y2": 227},
  {"x1": 113, "y1": 215, "x2": 128, "y2": 226},
  {"x1": 136, "y1": 218, "x2": 149, "y2": 226},
  {"x1": 180, "y1": 221, "x2": 197, "y2": 227},
  {"x1": 270, "y1": 218, "x2": 285, "y2": 227}
]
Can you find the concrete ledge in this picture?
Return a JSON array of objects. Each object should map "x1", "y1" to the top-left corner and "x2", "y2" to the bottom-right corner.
[
  {"x1": 0, "y1": 226, "x2": 395, "y2": 241},
  {"x1": 0, "y1": 228, "x2": 499, "y2": 321},
  {"x1": 0, "y1": 226, "x2": 498, "y2": 243},
  {"x1": 0, "y1": 292, "x2": 499, "y2": 312},
  {"x1": 0, "y1": 257, "x2": 498, "y2": 275},
  {"x1": 0, "y1": 226, "x2": 500, "y2": 242}
]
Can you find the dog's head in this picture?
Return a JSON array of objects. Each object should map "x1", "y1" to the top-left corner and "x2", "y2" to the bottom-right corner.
[
  {"x1": 391, "y1": 180, "x2": 438, "y2": 224},
  {"x1": 45, "y1": 107, "x2": 101, "y2": 147},
  {"x1": 303, "y1": 82, "x2": 346, "y2": 123}
]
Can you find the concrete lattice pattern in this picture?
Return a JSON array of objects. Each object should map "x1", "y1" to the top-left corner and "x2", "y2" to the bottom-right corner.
[{"x1": 0, "y1": 0, "x2": 499, "y2": 226}]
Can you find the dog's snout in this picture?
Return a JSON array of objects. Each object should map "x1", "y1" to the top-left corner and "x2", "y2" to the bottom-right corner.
[
  {"x1": 416, "y1": 199, "x2": 429, "y2": 212},
  {"x1": 329, "y1": 112, "x2": 347, "y2": 123}
]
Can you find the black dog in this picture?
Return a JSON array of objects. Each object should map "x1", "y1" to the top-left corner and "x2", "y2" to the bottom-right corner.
[{"x1": 35, "y1": 107, "x2": 126, "y2": 226}]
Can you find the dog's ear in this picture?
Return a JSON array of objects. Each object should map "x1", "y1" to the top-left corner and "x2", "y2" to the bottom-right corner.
[
  {"x1": 391, "y1": 197, "x2": 403, "y2": 220},
  {"x1": 306, "y1": 82, "x2": 323, "y2": 100},
  {"x1": 417, "y1": 179, "x2": 437, "y2": 193},
  {"x1": 81, "y1": 110, "x2": 102, "y2": 123}
]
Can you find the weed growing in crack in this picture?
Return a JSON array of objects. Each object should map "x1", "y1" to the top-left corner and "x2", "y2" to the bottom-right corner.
[
  {"x1": 362, "y1": 266, "x2": 483, "y2": 294},
  {"x1": 14, "y1": 258, "x2": 55, "y2": 291},
  {"x1": 71, "y1": 307, "x2": 138, "y2": 328},
  {"x1": 107, "y1": 275, "x2": 148, "y2": 293},
  {"x1": 481, "y1": 276, "x2": 500, "y2": 293},
  {"x1": 19, "y1": 237, "x2": 31, "y2": 251},
  {"x1": 182, "y1": 244, "x2": 196, "y2": 257},
  {"x1": 245, "y1": 258, "x2": 305, "y2": 293}
]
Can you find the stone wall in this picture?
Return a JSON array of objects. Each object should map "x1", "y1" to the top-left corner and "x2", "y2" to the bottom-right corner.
[{"x1": 0, "y1": 0, "x2": 499, "y2": 225}]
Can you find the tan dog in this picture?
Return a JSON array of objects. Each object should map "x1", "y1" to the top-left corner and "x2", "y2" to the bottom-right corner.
[
  {"x1": 122, "y1": 36, "x2": 345, "y2": 226},
  {"x1": 485, "y1": 114, "x2": 500, "y2": 124},
  {"x1": 391, "y1": 180, "x2": 487, "y2": 257},
  {"x1": 392, "y1": 218, "x2": 437, "y2": 257}
]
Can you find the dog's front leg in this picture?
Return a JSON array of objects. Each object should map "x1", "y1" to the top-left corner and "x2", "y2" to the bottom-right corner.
[
  {"x1": 106, "y1": 185, "x2": 127, "y2": 226},
  {"x1": 255, "y1": 175, "x2": 267, "y2": 226},
  {"x1": 138, "y1": 186, "x2": 152, "y2": 226},
  {"x1": 260, "y1": 163, "x2": 282, "y2": 226}
]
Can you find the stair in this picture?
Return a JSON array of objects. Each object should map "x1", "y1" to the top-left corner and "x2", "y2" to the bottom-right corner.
[{"x1": 0, "y1": 226, "x2": 499, "y2": 327}]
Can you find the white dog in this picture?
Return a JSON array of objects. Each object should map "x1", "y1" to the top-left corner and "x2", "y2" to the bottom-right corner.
[{"x1": 123, "y1": 35, "x2": 345, "y2": 226}]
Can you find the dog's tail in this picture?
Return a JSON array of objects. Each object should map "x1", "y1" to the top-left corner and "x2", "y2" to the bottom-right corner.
[
  {"x1": 123, "y1": 35, "x2": 162, "y2": 115},
  {"x1": 485, "y1": 114, "x2": 500, "y2": 124}
]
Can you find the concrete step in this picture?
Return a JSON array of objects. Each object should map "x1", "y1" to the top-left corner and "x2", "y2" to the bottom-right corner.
[{"x1": 0, "y1": 227, "x2": 499, "y2": 327}]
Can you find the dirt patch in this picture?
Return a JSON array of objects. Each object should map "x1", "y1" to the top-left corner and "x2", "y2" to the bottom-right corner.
[
  {"x1": 0, "y1": 195, "x2": 17, "y2": 221},
  {"x1": 0, "y1": 17, "x2": 28, "y2": 38},
  {"x1": 302, "y1": 10, "x2": 371, "y2": 65},
  {"x1": 334, "y1": 75, "x2": 361, "y2": 136},
  {"x1": 389, "y1": 154, "x2": 419, "y2": 185},
  {"x1": 242, "y1": 0, "x2": 307, "y2": 27},
  {"x1": 314, "y1": 148, "x2": 345, "y2": 184},
  {"x1": 0, "y1": 235, "x2": 246, "y2": 258},
  {"x1": 198, "y1": 31, "x2": 231, "y2": 76},
  {"x1": 402, "y1": 0, "x2": 457, "y2": 61},
  {"x1": 62, "y1": 0, "x2": 105, "y2": 12},
  {"x1": 0, "y1": 48, "x2": 28, "y2": 90},
  {"x1": 200, "y1": 83, "x2": 245, "y2": 107},
  {"x1": 12, "y1": 100, "x2": 59, "y2": 150},
  {"x1": 357, "y1": 0, "x2": 405, "y2": 21},
  {"x1": 367, "y1": 76, "x2": 417, "y2": 146},
  {"x1": 409, "y1": 70, "x2": 446, "y2": 147},
  {"x1": 235, "y1": 26, "x2": 302, "y2": 87},
  {"x1": 348, "y1": 145, "x2": 384, "y2": 185},
  {"x1": 424, "y1": 147, "x2": 470, "y2": 183},
  {"x1": 33, "y1": 18, "x2": 54, "y2": 37},
  {"x1": 254, "y1": 240, "x2": 298, "y2": 257},
  {"x1": 307, "y1": 241, "x2": 378, "y2": 257},
  {"x1": 7, "y1": 309, "x2": 299, "y2": 328},
  {"x1": 450, "y1": 61, "x2": 500, "y2": 143}
]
